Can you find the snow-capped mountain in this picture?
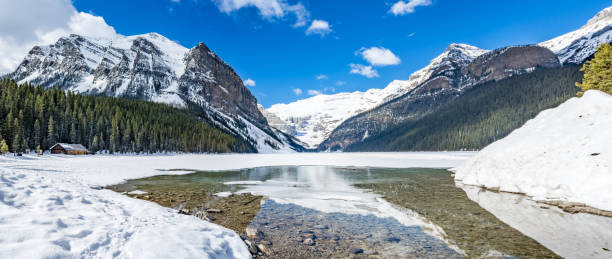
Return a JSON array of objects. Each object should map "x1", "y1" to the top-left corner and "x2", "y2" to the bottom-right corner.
[
  {"x1": 264, "y1": 44, "x2": 488, "y2": 148},
  {"x1": 320, "y1": 45, "x2": 559, "y2": 151},
  {"x1": 265, "y1": 79, "x2": 412, "y2": 148},
  {"x1": 7, "y1": 33, "x2": 301, "y2": 153},
  {"x1": 540, "y1": 6, "x2": 612, "y2": 64},
  {"x1": 266, "y1": 6, "x2": 612, "y2": 150}
]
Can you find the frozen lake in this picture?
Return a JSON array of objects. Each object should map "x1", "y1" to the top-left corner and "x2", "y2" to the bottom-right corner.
[
  {"x1": 2, "y1": 152, "x2": 611, "y2": 258},
  {"x1": 113, "y1": 165, "x2": 612, "y2": 258}
]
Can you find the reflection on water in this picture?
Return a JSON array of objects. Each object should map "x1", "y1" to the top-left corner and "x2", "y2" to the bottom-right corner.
[
  {"x1": 233, "y1": 166, "x2": 464, "y2": 257},
  {"x1": 112, "y1": 166, "x2": 612, "y2": 258},
  {"x1": 355, "y1": 169, "x2": 559, "y2": 258},
  {"x1": 460, "y1": 185, "x2": 612, "y2": 259}
]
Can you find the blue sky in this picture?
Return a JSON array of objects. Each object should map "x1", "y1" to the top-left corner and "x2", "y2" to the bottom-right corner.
[{"x1": 71, "y1": 0, "x2": 611, "y2": 107}]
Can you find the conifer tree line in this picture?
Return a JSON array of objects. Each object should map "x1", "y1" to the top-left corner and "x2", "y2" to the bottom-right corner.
[
  {"x1": 347, "y1": 65, "x2": 582, "y2": 151},
  {"x1": 0, "y1": 79, "x2": 255, "y2": 154},
  {"x1": 577, "y1": 43, "x2": 612, "y2": 96}
]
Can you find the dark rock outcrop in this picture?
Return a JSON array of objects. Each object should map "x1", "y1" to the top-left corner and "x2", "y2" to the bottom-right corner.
[{"x1": 7, "y1": 33, "x2": 299, "y2": 152}]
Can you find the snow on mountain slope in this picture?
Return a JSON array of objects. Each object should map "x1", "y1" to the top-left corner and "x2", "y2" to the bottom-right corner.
[
  {"x1": 266, "y1": 44, "x2": 488, "y2": 148},
  {"x1": 540, "y1": 6, "x2": 612, "y2": 64},
  {"x1": 7, "y1": 33, "x2": 299, "y2": 153},
  {"x1": 454, "y1": 90, "x2": 612, "y2": 212},
  {"x1": 266, "y1": 80, "x2": 412, "y2": 148}
]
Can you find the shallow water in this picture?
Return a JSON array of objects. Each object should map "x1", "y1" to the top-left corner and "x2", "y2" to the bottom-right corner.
[{"x1": 112, "y1": 166, "x2": 612, "y2": 258}]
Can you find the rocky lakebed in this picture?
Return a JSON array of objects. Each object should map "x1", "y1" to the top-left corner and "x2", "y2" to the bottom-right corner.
[{"x1": 107, "y1": 166, "x2": 612, "y2": 258}]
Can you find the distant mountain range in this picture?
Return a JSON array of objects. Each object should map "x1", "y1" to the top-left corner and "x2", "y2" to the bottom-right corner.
[
  {"x1": 5, "y1": 6, "x2": 611, "y2": 153},
  {"x1": 5, "y1": 33, "x2": 303, "y2": 153},
  {"x1": 264, "y1": 6, "x2": 612, "y2": 151}
]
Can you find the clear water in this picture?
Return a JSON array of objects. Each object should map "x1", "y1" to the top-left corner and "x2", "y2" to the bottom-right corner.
[{"x1": 113, "y1": 166, "x2": 612, "y2": 258}]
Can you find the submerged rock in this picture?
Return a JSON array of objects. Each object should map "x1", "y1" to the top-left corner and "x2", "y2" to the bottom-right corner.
[
  {"x1": 246, "y1": 226, "x2": 261, "y2": 239},
  {"x1": 349, "y1": 247, "x2": 364, "y2": 254},
  {"x1": 302, "y1": 238, "x2": 315, "y2": 246}
]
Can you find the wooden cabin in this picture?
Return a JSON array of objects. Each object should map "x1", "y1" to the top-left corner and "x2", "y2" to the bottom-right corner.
[{"x1": 50, "y1": 143, "x2": 89, "y2": 155}]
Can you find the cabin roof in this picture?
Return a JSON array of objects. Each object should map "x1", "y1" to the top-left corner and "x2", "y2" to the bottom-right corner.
[{"x1": 50, "y1": 143, "x2": 88, "y2": 151}]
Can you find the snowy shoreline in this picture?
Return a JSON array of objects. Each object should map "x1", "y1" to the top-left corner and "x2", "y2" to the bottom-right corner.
[
  {"x1": 0, "y1": 152, "x2": 472, "y2": 258},
  {"x1": 454, "y1": 90, "x2": 612, "y2": 213}
]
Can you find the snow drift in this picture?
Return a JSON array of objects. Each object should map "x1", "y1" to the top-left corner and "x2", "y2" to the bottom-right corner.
[{"x1": 454, "y1": 90, "x2": 612, "y2": 212}]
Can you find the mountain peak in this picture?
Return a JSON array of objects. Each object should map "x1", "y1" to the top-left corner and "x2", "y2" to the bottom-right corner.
[
  {"x1": 539, "y1": 6, "x2": 612, "y2": 64},
  {"x1": 586, "y1": 6, "x2": 612, "y2": 26},
  {"x1": 444, "y1": 43, "x2": 488, "y2": 59},
  {"x1": 7, "y1": 31, "x2": 299, "y2": 152}
]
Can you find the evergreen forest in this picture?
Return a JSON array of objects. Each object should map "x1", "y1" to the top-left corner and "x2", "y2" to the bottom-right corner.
[
  {"x1": 347, "y1": 65, "x2": 583, "y2": 151},
  {"x1": 0, "y1": 79, "x2": 255, "y2": 154}
]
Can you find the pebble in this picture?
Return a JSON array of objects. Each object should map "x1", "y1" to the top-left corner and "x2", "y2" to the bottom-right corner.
[
  {"x1": 303, "y1": 238, "x2": 315, "y2": 246},
  {"x1": 244, "y1": 240, "x2": 258, "y2": 254},
  {"x1": 303, "y1": 233, "x2": 316, "y2": 239},
  {"x1": 257, "y1": 244, "x2": 270, "y2": 254},
  {"x1": 349, "y1": 247, "x2": 364, "y2": 254},
  {"x1": 246, "y1": 226, "x2": 261, "y2": 239},
  {"x1": 386, "y1": 237, "x2": 401, "y2": 243},
  {"x1": 314, "y1": 224, "x2": 328, "y2": 230}
]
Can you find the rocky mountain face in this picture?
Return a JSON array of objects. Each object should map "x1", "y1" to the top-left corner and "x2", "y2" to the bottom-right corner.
[
  {"x1": 319, "y1": 6, "x2": 612, "y2": 151},
  {"x1": 319, "y1": 45, "x2": 560, "y2": 151},
  {"x1": 7, "y1": 33, "x2": 299, "y2": 153},
  {"x1": 540, "y1": 6, "x2": 612, "y2": 64},
  {"x1": 257, "y1": 104, "x2": 297, "y2": 136},
  {"x1": 265, "y1": 79, "x2": 415, "y2": 148},
  {"x1": 263, "y1": 44, "x2": 487, "y2": 148}
]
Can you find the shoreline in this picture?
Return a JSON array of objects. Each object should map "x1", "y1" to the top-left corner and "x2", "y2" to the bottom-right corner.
[{"x1": 467, "y1": 184, "x2": 612, "y2": 217}]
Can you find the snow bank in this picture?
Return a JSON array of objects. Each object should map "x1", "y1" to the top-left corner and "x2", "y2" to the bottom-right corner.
[
  {"x1": 0, "y1": 152, "x2": 472, "y2": 258},
  {"x1": 0, "y1": 159, "x2": 250, "y2": 258},
  {"x1": 454, "y1": 90, "x2": 612, "y2": 211}
]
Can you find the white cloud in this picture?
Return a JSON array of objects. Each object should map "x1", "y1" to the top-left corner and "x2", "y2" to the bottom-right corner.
[
  {"x1": 349, "y1": 64, "x2": 379, "y2": 78},
  {"x1": 293, "y1": 88, "x2": 303, "y2": 95},
  {"x1": 212, "y1": 0, "x2": 310, "y2": 27},
  {"x1": 336, "y1": 81, "x2": 346, "y2": 86},
  {"x1": 306, "y1": 19, "x2": 332, "y2": 36},
  {"x1": 358, "y1": 47, "x2": 401, "y2": 66},
  {"x1": 244, "y1": 78, "x2": 256, "y2": 87},
  {"x1": 390, "y1": 0, "x2": 432, "y2": 15},
  {"x1": 0, "y1": 0, "x2": 118, "y2": 74},
  {"x1": 307, "y1": 89, "x2": 322, "y2": 95},
  {"x1": 323, "y1": 87, "x2": 335, "y2": 93},
  {"x1": 316, "y1": 74, "x2": 328, "y2": 80}
]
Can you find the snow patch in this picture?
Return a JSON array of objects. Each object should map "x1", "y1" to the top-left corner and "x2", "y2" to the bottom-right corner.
[
  {"x1": 128, "y1": 190, "x2": 148, "y2": 195},
  {"x1": 454, "y1": 90, "x2": 612, "y2": 212}
]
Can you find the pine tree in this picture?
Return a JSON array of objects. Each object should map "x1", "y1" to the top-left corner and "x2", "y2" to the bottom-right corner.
[
  {"x1": 12, "y1": 133, "x2": 21, "y2": 153},
  {"x1": 576, "y1": 43, "x2": 612, "y2": 96},
  {"x1": 0, "y1": 139, "x2": 8, "y2": 154},
  {"x1": 34, "y1": 119, "x2": 41, "y2": 148},
  {"x1": 47, "y1": 116, "x2": 56, "y2": 146},
  {"x1": 91, "y1": 135, "x2": 99, "y2": 153}
]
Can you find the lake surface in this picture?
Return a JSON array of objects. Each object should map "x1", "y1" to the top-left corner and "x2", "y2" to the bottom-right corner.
[{"x1": 111, "y1": 166, "x2": 612, "y2": 258}]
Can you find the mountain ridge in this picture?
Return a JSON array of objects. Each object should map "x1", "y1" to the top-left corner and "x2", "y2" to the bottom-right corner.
[
  {"x1": 319, "y1": 45, "x2": 560, "y2": 151},
  {"x1": 5, "y1": 32, "x2": 300, "y2": 153},
  {"x1": 265, "y1": 43, "x2": 488, "y2": 148},
  {"x1": 265, "y1": 6, "x2": 612, "y2": 150}
]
